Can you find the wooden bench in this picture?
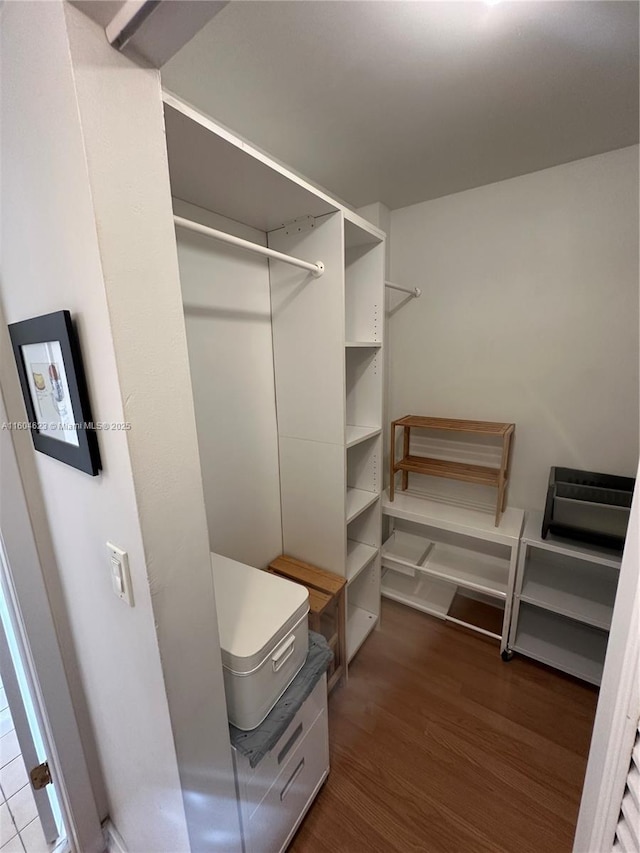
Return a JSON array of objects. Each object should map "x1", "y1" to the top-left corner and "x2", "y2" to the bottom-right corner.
[{"x1": 267, "y1": 555, "x2": 347, "y2": 693}]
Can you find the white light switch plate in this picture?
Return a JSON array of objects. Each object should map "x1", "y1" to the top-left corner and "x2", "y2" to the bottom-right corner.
[{"x1": 106, "y1": 542, "x2": 134, "y2": 607}]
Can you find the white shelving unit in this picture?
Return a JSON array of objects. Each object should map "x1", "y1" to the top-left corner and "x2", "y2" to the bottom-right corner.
[
  {"x1": 267, "y1": 185, "x2": 385, "y2": 667},
  {"x1": 164, "y1": 92, "x2": 385, "y2": 674},
  {"x1": 382, "y1": 490, "x2": 524, "y2": 652},
  {"x1": 343, "y1": 223, "x2": 385, "y2": 661},
  {"x1": 507, "y1": 511, "x2": 621, "y2": 684}
]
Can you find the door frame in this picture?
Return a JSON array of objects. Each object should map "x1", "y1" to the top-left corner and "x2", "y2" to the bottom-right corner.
[
  {"x1": 0, "y1": 586, "x2": 59, "y2": 843},
  {"x1": 0, "y1": 389, "x2": 104, "y2": 853}
]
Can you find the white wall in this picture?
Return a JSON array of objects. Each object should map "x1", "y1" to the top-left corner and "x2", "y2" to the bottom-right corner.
[
  {"x1": 175, "y1": 200, "x2": 283, "y2": 568},
  {"x1": 388, "y1": 146, "x2": 639, "y2": 510},
  {"x1": 0, "y1": 4, "x2": 190, "y2": 851},
  {"x1": 1, "y1": 4, "x2": 241, "y2": 852},
  {"x1": 0, "y1": 385, "x2": 103, "y2": 852},
  {"x1": 357, "y1": 203, "x2": 391, "y2": 263}
]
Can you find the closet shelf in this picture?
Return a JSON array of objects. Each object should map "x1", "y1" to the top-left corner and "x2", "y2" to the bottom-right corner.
[
  {"x1": 382, "y1": 490, "x2": 524, "y2": 546},
  {"x1": 381, "y1": 571, "x2": 503, "y2": 641},
  {"x1": 346, "y1": 604, "x2": 377, "y2": 661},
  {"x1": 382, "y1": 571, "x2": 455, "y2": 618},
  {"x1": 346, "y1": 540, "x2": 378, "y2": 584},
  {"x1": 164, "y1": 95, "x2": 338, "y2": 232},
  {"x1": 383, "y1": 533, "x2": 509, "y2": 599},
  {"x1": 345, "y1": 341, "x2": 382, "y2": 348},
  {"x1": 522, "y1": 511, "x2": 622, "y2": 569},
  {"x1": 381, "y1": 531, "x2": 433, "y2": 576},
  {"x1": 346, "y1": 488, "x2": 379, "y2": 524},
  {"x1": 511, "y1": 605, "x2": 607, "y2": 686},
  {"x1": 346, "y1": 425, "x2": 382, "y2": 449},
  {"x1": 519, "y1": 554, "x2": 616, "y2": 631}
]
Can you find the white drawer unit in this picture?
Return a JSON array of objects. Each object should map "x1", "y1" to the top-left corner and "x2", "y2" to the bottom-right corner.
[
  {"x1": 233, "y1": 675, "x2": 330, "y2": 853},
  {"x1": 506, "y1": 511, "x2": 622, "y2": 684}
]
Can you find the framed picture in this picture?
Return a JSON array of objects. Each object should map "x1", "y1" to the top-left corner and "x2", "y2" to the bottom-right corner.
[{"x1": 8, "y1": 310, "x2": 102, "y2": 476}]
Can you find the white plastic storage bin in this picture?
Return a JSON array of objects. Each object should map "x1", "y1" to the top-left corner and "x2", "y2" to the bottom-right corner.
[{"x1": 211, "y1": 553, "x2": 310, "y2": 730}]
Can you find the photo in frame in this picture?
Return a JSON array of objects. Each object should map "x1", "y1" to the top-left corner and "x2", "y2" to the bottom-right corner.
[{"x1": 8, "y1": 310, "x2": 102, "y2": 475}]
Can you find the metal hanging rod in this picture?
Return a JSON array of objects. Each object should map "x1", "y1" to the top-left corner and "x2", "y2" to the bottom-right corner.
[
  {"x1": 385, "y1": 280, "x2": 421, "y2": 298},
  {"x1": 173, "y1": 215, "x2": 325, "y2": 278}
]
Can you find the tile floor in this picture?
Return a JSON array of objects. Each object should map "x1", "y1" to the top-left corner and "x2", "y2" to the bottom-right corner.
[{"x1": 0, "y1": 681, "x2": 52, "y2": 853}]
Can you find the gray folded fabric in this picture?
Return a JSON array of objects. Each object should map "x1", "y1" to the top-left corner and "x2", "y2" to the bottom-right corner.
[{"x1": 229, "y1": 631, "x2": 333, "y2": 768}]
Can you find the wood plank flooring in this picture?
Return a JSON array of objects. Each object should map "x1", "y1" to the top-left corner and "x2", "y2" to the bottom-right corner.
[{"x1": 290, "y1": 599, "x2": 598, "y2": 853}]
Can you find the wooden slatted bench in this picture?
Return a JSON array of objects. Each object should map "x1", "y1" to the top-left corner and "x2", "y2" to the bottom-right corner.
[
  {"x1": 390, "y1": 416, "x2": 515, "y2": 526},
  {"x1": 267, "y1": 555, "x2": 347, "y2": 693}
]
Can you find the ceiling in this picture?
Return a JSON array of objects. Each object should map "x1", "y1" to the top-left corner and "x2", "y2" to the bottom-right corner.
[
  {"x1": 162, "y1": 0, "x2": 639, "y2": 211},
  {"x1": 71, "y1": 0, "x2": 127, "y2": 28}
]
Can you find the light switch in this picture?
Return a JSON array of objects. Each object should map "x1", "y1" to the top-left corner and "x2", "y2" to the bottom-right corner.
[
  {"x1": 111, "y1": 558, "x2": 123, "y2": 593},
  {"x1": 107, "y1": 542, "x2": 134, "y2": 607}
]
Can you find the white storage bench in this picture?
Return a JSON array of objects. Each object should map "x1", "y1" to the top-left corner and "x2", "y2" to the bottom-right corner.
[{"x1": 232, "y1": 675, "x2": 329, "y2": 853}]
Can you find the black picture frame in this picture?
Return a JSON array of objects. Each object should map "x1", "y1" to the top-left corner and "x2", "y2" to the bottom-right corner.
[{"x1": 8, "y1": 310, "x2": 102, "y2": 476}]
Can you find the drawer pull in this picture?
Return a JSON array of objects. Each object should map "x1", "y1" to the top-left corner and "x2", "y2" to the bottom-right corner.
[
  {"x1": 277, "y1": 723, "x2": 303, "y2": 765},
  {"x1": 280, "y1": 758, "x2": 305, "y2": 802},
  {"x1": 272, "y1": 635, "x2": 295, "y2": 672}
]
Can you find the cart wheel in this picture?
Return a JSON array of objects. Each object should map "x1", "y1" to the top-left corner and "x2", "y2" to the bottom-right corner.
[{"x1": 501, "y1": 650, "x2": 513, "y2": 662}]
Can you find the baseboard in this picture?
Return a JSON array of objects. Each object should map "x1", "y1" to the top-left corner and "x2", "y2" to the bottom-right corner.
[{"x1": 102, "y1": 819, "x2": 127, "y2": 853}]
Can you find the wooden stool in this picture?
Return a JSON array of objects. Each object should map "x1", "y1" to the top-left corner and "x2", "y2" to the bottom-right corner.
[{"x1": 267, "y1": 555, "x2": 347, "y2": 693}]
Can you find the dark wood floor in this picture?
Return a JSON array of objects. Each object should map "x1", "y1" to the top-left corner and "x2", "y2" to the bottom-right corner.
[{"x1": 290, "y1": 599, "x2": 598, "y2": 853}]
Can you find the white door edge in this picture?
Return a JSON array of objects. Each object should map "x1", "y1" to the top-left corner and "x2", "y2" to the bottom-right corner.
[{"x1": 573, "y1": 469, "x2": 640, "y2": 852}]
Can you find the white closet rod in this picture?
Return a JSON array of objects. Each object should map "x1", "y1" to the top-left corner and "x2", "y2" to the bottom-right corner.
[
  {"x1": 173, "y1": 215, "x2": 325, "y2": 278},
  {"x1": 385, "y1": 280, "x2": 422, "y2": 298}
]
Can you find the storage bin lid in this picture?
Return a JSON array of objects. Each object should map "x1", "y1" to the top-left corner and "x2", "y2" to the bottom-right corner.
[{"x1": 211, "y1": 553, "x2": 309, "y2": 672}]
